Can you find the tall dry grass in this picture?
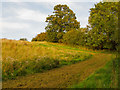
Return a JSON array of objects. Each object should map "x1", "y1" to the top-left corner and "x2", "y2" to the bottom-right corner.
[{"x1": 2, "y1": 39, "x2": 91, "y2": 80}]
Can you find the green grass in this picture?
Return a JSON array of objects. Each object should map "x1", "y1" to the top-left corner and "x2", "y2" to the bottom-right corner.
[
  {"x1": 39, "y1": 42, "x2": 108, "y2": 54},
  {"x1": 70, "y1": 56, "x2": 119, "y2": 88},
  {"x1": 114, "y1": 56, "x2": 120, "y2": 88}
]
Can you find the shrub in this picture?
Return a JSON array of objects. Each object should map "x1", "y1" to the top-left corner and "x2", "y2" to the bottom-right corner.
[
  {"x1": 62, "y1": 29, "x2": 86, "y2": 46},
  {"x1": 32, "y1": 32, "x2": 47, "y2": 41}
]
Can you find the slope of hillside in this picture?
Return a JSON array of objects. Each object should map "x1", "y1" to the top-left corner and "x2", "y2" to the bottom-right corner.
[
  {"x1": 1, "y1": 39, "x2": 115, "y2": 88},
  {"x1": 2, "y1": 39, "x2": 92, "y2": 80}
]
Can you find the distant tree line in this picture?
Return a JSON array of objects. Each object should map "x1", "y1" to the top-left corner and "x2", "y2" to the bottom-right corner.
[
  {"x1": 32, "y1": 2, "x2": 120, "y2": 51},
  {"x1": 20, "y1": 38, "x2": 28, "y2": 41}
]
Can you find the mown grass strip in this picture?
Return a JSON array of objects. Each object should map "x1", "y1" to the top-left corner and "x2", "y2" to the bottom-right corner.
[
  {"x1": 38, "y1": 43, "x2": 106, "y2": 54},
  {"x1": 70, "y1": 59, "x2": 116, "y2": 88}
]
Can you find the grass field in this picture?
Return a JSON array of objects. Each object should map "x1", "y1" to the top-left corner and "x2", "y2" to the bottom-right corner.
[
  {"x1": 2, "y1": 39, "x2": 92, "y2": 80},
  {"x1": 1, "y1": 39, "x2": 118, "y2": 88}
]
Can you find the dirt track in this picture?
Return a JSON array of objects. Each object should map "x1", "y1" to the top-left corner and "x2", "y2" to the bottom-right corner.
[{"x1": 2, "y1": 53, "x2": 112, "y2": 88}]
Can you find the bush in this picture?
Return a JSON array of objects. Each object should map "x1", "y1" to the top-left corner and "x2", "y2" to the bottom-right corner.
[
  {"x1": 32, "y1": 32, "x2": 47, "y2": 41},
  {"x1": 45, "y1": 31, "x2": 58, "y2": 42},
  {"x1": 62, "y1": 29, "x2": 86, "y2": 45}
]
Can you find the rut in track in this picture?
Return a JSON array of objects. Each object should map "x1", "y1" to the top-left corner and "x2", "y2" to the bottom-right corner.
[{"x1": 2, "y1": 53, "x2": 112, "y2": 88}]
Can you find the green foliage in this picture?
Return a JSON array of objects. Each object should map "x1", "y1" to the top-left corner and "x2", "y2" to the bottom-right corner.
[
  {"x1": 31, "y1": 2, "x2": 119, "y2": 51},
  {"x1": 87, "y1": 2, "x2": 119, "y2": 50},
  {"x1": 46, "y1": 31, "x2": 58, "y2": 42},
  {"x1": 62, "y1": 29, "x2": 77, "y2": 45},
  {"x1": 62, "y1": 28, "x2": 86, "y2": 46},
  {"x1": 45, "y1": 4, "x2": 80, "y2": 42},
  {"x1": 32, "y1": 32, "x2": 46, "y2": 41},
  {"x1": 20, "y1": 38, "x2": 27, "y2": 41},
  {"x1": 57, "y1": 32, "x2": 65, "y2": 43}
]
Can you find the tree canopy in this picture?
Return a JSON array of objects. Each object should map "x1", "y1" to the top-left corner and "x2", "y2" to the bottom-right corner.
[
  {"x1": 45, "y1": 4, "x2": 80, "y2": 42},
  {"x1": 32, "y1": 2, "x2": 119, "y2": 51},
  {"x1": 87, "y1": 2, "x2": 119, "y2": 50}
]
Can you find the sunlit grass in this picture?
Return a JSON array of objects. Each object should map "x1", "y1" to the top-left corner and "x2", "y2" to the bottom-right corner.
[{"x1": 2, "y1": 39, "x2": 92, "y2": 80}]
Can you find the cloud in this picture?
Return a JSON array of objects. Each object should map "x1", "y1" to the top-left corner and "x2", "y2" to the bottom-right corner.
[
  {"x1": 77, "y1": 17, "x2": 88, "y2": 27},
  {"x1": 2, "y1": 3, "x2": 49, "y2": 22},
  {"x1": 1, "y1": 2, "x2": 97, "y2": 41},
  {"x1": 15, "y1": 8, "x2": 48, "y2": 22},
  {"x1": 1, "y1": 22, "x2": 46, "y2": 41},
  {"x1": 1, "y1": 22, "x2": 30, "y2": 30}
]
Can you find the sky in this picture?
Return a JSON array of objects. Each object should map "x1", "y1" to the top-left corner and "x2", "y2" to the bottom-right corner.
[{"x1": 1, "y1": 0, "x2": 101, "y2": 41}]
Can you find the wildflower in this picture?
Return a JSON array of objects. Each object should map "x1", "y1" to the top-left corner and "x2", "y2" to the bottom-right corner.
[{"x1": 26, "y1": 61, "x2": 28, "y2": 63}]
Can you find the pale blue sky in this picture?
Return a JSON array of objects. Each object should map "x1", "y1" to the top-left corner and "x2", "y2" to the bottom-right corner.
[{"x1": 1, "y1": 0, "x2": 101, "y2": 41}]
